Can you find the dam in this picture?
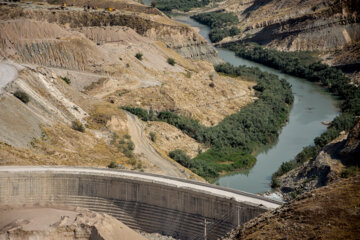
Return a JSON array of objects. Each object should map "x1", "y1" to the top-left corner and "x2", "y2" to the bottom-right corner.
[{"x1": 0, "y1": 166, "x2": 281, "y2": 239}]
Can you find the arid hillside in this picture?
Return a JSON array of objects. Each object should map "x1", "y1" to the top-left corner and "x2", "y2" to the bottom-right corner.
[
  {"x1": 0, "y1": 1, "x2": 254, "y2": 180},
  {"x1": 223, "y1": 173, "x2": 360, "y2": 240},
  {"x1": 211, "y1": 0, "x2": 360, "y2": 52}
]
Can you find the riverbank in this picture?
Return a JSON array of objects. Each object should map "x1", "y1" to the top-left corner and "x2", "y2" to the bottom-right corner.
[{"x1": 171, "y1": 14, "x2": 339, "y2": 193}]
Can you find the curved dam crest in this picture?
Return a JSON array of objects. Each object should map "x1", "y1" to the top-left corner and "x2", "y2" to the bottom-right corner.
[{"x1": 0, "y1": 166, "x2": 280, "y2": 239}]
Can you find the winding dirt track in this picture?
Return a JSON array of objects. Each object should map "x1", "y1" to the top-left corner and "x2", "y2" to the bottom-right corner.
[
  {"x1": 126, "y1": 112, "x2": 188, "y2": 179},
  {"x1": 0, "y1": 62, "x2": 17, "y2": 93}
]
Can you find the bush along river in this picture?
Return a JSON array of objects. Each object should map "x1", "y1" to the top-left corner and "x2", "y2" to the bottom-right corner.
[{"x1": 172, "y1": 15, "x2": 339, "y2": 194}]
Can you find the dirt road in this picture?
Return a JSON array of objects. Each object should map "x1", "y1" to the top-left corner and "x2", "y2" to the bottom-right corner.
[
  {"x1": 126, "y1": 112, "x2": 189, "y2": 179},
  {"x1": 0, "y1": 62, "x2": 18, "y2": 94}
]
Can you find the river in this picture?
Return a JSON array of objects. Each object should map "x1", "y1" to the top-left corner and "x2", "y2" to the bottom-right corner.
[{"x1": 172, "y1": 15, "x2": 339, "y2": 194}]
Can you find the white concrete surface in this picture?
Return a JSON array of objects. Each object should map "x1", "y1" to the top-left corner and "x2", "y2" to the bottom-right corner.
[{"x1": 0, "y1": 166, "x2": 281, "y2": 209}]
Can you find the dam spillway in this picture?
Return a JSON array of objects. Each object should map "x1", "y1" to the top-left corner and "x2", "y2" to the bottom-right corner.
[{"x1": 0, "y1": 166, "x2": 281, "y2": 239}]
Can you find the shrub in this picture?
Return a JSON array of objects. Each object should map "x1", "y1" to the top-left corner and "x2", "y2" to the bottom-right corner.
[
  {"x1": 169, "y1": 149, "x2": 192, "y2": 168},
  {"x1": 14, "y1": 90, "x2": 30, "y2": 104},
  {"x1": 229, "y1": 26, "x2": 240, "y2": 36},
  {"x1": 167, "y1": 58, "x2": 176, "y2": 66},
  {"x1": 108, "y1": 161, "x2": 118, "y2": 168},
  {"x1": 271, "y1": 175, "x2": 280, "y2": 188},
  {"x1": 151, "y1": 1, "x2": 157, "y2": 8},
  {"x1": 150, "y1": 132, "x2": 157, "y2": 142},
  {"x1": 60, "y1": 76, "x2": 71, "y2": 85},
  {"x1": 135, "y1": 53, "x2": 143, "y2": 60},
  {"x1": 127, "y1": 140, "x2": 135, "y2": 151},
  {"x1": 156, "y1": 0, "x2": 211, "y2": 12},
  {"x1": 341, "y1": 166, "x2": 358, "y2": 178},
  {"x1": 72, "y1": 120, "x2": 85, "y2": 132},
  {"x1": 123, "y1": 148, "x2": 134, "y2": 158}
]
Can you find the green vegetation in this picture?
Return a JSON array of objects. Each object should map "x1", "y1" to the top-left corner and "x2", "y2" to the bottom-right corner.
[
  {"x1": 110, "y1": 133, "x2": 135, "y2": 158},
  {"x1": 72, "y1": 120, "x2": 85, "y2": 133},
  {"x1": 108, "y1": 161, "x2": 118, "y2": 168},
  {"x1": 121, "y1": 63, "x2": 293, "y2": 180},
  {"x1": 14, "y1": 90, "x2": 30, "y2": 104},
  {"x1": 229, "y1": 44, "x2": 359, "y2": 186},
  {"x1": 341, "y1": 166, "x2": 358, "y2": 178},
  {"x1": 149, "y1": 132, "x2": 157, "y2": 142},
  {"x1": 60, "y1": 76, "x2": 71, "y2": 85},
  {"x1": 167, "y1": 58, "x2": 176, "y2": 66},
  {"x1": 135, "y1": 52, "x2": 143, "y2": 60},
  {"x1": 156, "y1": 0, "x2": 212, "y2": 12},
  {"x1": 191, "y1": 12, "x2": 239, "y2": 42}
]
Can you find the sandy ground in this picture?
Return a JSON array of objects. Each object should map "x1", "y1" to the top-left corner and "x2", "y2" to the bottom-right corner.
[
  {"x1": 0, "y1": 206, "x2": 147, "y2": 240},
  {"x1": 0, "y1": 62, "x2": 17, "y2": 94}
]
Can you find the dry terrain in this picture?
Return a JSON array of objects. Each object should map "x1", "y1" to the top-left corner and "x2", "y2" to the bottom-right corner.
[
  {"x1": 0, "y1": 0, "x2": 254, "y2": 180},
  {"x1": 0, "y1": 206, "x2": 146, "y2": 240},
  {"x1": 223, "y1": 174, "x2": 360, "y2": 240}
]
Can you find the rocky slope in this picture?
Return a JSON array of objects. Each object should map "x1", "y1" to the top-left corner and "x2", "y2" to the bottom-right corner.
[
  {"x1": 223, "y1": 173, "x2": 360, "y2": 240},
  {"x1": 194, "y1": 0, "x2": 359, "y2": 80},
  {"x1": 214, "y1": 0, "x2": 360, "y2": 51},
  {"x1": 277, "y1": 118, "x2": 360, "y2": 201},
  {"x1": 0, "y1": 206, "x2": 146, "y2": 240}
]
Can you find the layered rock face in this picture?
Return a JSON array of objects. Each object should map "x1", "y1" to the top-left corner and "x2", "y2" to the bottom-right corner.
[
  {"x1": 0, "y1": 3, "x2": 221, "y2": 64},
  {"x1": 219, "y1": 0, "x2": 360, "y2": 52}
]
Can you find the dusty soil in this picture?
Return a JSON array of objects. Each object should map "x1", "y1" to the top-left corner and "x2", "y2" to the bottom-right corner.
[
  {"x1": 223, "y1": 174, "x2": 360, "y2": 240},
  {"x1": 126, "y1": 112, "x2": 202, "y2": 181},
  {"x1": 144, "y1": 121, "x2": 208, "y2": 158},
  {"x1": 0, "y1": 2, "x2": 251, "y2": 181},
  {"x1": 0, "y1": 206, "x2": 146, "y2": 240}
]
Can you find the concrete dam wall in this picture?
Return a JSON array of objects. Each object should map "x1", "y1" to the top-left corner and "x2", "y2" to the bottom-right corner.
[{"x1": 0, "y1": 167, "x2": 281, "y2": 239}]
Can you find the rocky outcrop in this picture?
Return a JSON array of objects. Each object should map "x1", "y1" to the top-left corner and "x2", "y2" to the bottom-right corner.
[
  {"x1": 278, "y1": 147, "x2": 344, "y2": 201},
  {"x1": 278, "y1": 119, "x2": 360, "y2": 201},
  {"x1": 340, "y1": 118, "x2": 360, "y2": 159},
  {"x1": 0, "y1": 206, "x2": 146, "y2": 240},
  {"x1": 217, "y1": 0, "x2": 360, "y2": 52},
  {"x1": 223, "y1": 174, "x2": 360, "y2": 240}
]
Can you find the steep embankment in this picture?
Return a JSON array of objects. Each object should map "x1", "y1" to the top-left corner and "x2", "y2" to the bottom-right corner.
[
  {"x1": 223, "y1": 173, "x2": 360, "y2": 240},
  {"x1": 277, "y1": 118, "x2": 360, "y2": 201}
]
